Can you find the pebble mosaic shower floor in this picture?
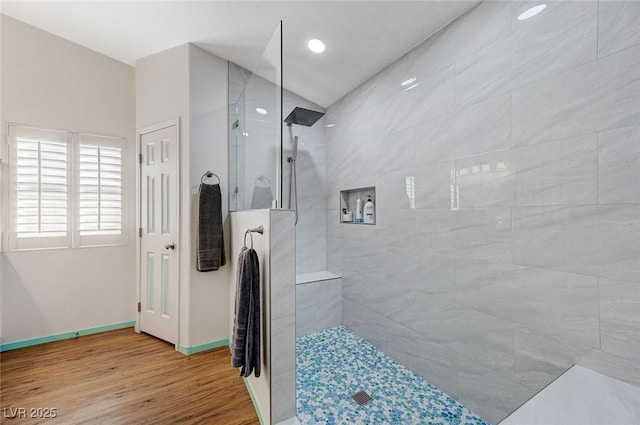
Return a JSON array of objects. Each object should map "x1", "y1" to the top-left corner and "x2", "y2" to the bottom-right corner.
[{"x1": 296, "y1": 326, "x2": 489, "y2": 425}]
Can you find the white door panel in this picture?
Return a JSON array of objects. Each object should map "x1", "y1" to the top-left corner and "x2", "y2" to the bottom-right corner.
[{"x1": 139, "y1": 124, "x2": 178, "y2": 344}]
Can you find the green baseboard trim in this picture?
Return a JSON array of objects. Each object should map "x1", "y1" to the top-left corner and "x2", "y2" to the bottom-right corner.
[
  {"x1": 177, "y1": 338, "x2": 230, "y2": 355},
  {"x1": 0, "y1": 321, "x2": 136, "y2": 352},
  {"x1": 243, "y1": 377, "x2": 267, "y2": 425}
]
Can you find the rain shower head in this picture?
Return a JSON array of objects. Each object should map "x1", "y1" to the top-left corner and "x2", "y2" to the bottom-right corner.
[{"x1": 284, "y1": 107, "x2": 325, "y2": 127}]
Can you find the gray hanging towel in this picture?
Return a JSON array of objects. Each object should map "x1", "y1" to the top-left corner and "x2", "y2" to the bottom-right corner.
[
  {"x1": 231, "y1": 246, "x2": 261, "y2": 378},
  {"x1": 251, "y1": 185, "x2": 273, "y2": 209},
  {"x1": 196, "y1": 183, "x2": 226, "y2": 271}
]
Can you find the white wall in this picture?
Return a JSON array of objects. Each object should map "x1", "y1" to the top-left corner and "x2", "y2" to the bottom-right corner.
[
  {"x1": 0, "y1": 15, "x2": 136, "y2": 343},
  {"x1": 136, "y1": 44, "x2": 191, "y2": 346},
  {"x1": 136, "y1": 44, "x2": 230, "y2": 349},
  {"x1": 188, "y1": 45, "x2": 230, "y2": 346}
]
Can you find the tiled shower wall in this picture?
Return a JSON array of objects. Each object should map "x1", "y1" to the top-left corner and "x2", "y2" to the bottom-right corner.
[
  {"x1": 325, "y1": 1, "x2": 640, "y2": 423},
  {"x1": 282, "y1": 91, "x2": 327, "y2": 274}
]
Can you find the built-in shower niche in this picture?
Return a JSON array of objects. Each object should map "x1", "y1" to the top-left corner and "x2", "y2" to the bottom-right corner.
[{"x1": 339, "y1": 187, "x2": 376, "y2": 225}]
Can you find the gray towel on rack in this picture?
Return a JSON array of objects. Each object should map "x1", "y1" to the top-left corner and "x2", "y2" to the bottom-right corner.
[
  {"x1": 197, "y1": 183, "x2": 226, "y2": 271},
  {"x1": 231, "y1": 246, "x2": 261, "y2": 378},
  {"x1": 251, "y1": 185, "x2": 273, "y2": 209}
]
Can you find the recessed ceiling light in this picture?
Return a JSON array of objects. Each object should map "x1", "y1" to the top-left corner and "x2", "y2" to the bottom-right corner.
[
  {"x1": 518, "y1": 4, "x2": 546, "y2": 20},
  {"x1": 256, "y1": 107, "x2": 267, "y2": 115},
  {"x1": 326, "y1": 123, "x2": 335, "y2": 128},
  {"x1": 308, "y1": 39, "x2": 326, "y2": 54},
  {"x1": 401, "y1": 77, "x2": 417, "y2": 86}
]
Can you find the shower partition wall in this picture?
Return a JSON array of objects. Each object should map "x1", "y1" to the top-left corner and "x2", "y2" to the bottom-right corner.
[{"x1": 229, "y1": 22, "x2": 282, "y2": 212}]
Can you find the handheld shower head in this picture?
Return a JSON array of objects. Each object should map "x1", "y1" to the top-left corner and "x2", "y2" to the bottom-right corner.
[{"x1": 292, "y1": 136, "x2": 299, "y2": 160}]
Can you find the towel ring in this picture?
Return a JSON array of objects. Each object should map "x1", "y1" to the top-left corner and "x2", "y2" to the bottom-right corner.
[
  {"x1": 201, "y1": 171, "x2": 221, "y2": 185},
  {"x1": 254, "y1": 175, "x2": 272, "y2": 186},
  {"x1": 244, "y1": 230, "x2": 254, "y2": 250},
  {"x1": 243, "y1": 225, "x2": 264, "y2": 250}
]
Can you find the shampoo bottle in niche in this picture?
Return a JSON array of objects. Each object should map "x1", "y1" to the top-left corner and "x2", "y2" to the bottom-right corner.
[
  {"x1": 355, "y1": 195, "x2": 363, "y2": 223},
  {"x1": 363, "y1": 196, "x2": 375, "y2": 224}
]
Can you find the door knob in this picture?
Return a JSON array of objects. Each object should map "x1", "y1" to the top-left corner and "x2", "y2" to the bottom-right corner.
[{"x1": 165, "y1": 243, "x2": 176, "y2": 250}]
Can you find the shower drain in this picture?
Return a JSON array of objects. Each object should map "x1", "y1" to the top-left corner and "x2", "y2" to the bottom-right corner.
[{"x1": 352, "y1": 390, "x2": 373, "y2": 406}]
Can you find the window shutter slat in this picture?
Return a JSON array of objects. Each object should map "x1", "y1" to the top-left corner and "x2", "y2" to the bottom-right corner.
[
  {"x1": 78, "y1": 138, "x2": 123, "y2": 238},
  {"x1": 15, "y1": 134, "x2": 69, "y2": 241}
]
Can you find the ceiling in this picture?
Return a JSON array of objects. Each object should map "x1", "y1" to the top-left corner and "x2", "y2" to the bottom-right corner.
[{"x1": 0, "y1": 1, "x2": 479, "y2": 108}]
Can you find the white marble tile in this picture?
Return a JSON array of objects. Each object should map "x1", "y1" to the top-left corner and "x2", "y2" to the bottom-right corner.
[
  {"x1": 385, "y1": 246, "x2": 455, "y2": 295},
  {"x1": 270, "y1": 261, "x2": 295, "y2": 320},
  {"x1": 342, "y1": 298, "x2": 387, "y2": 352},
  {"x1": 270, "y1": 210, "x2": 295, "y2": 264},
  {"x1": 514, "y1": 325, "x2": 580, "y2": 391},
  {"x1": 512, "y1": 205, "x2": 640, "y2": 282},
  {"x1": 598, "y1": 0, "x2": 640, "y2": 58},
  {"x1": 512, "y1": 1, "x2": 596, "y2": 72},
  {"x1": 455, "y1": 1, "x2": 597, "y2": 107},
  {"x1": 515, "y1": 323, "x2": 640, "y2": 392},
  {"x1": 385, "y1": 319, "x2": 460, "y2": 399},
  {"x1": 295, "y1": 205, "x2": 327, "y2": 274},
  {"x1": 361, "y1": 275, "x2": 409, "y2": 322},
  {"x1": 598, "y1": 125, "x2": 640, "y2": 204},
  {"x1": 457, "y1": 354, "x2": 533, "y2": 425},
  {"x1": 579, "y1": 347, "x2": 640, "y2": 388},
  {"x1": 456, "y1": 260, "x2": 600, "y2": 348},
  {"x1": 513, "y1": 134, "x2": 598, "y2": 206},
  {"x1": 382, "y1": 65, "x2": 455, "y2": 134},
  {"x1": 413, "y1": 1, "x2": 512, "y2": 77},
  {"x1": 388, "y1": 292, "x2": 459, "y2": 340},
  {"x1": 374, "y1": 208, "x2": 416, "y2": 249},
  {"x1": 446, "y1": 309, "x2": 516, "y2": 377},
  {"x1": 375, "y1": 169, "x2": 419, "y2": 210},
  {"x1": 416, "y1": 207, "x2": 512, "y2": 262},
  {"x1": 413, "y1": 162, "x2": 456, "y2": 208},
  {"x1": 340, "y1": 275, "x2": 361, "y2": 302},
  {"x1": 371, "y1": 127, "x2": 415, "y2": 175},
  {"x1": 454, "y1": 36, "x2": 512, "y2": 108},
  {"x1": 414, "y1": 94, "x2": 510, "y2": 164},
  {"x1": 395, "y1": 295, "x2": 515, "y2": 377},
  {"x1": 275, "y1": 417, "x2": 300, "y2": 425},
  {"x1": 500, "y1": 365, "x2": 640, "y2": 425},
  {"x1": 455, "y1": 149, "x2": 515, "y2": 207},
  {"x1": 295, "y1": 278, "x2": 342, "y2": 338},
  {"x1": 272, "y1": 370, "x2": 296, "y2": 424},
  {"x1": 272, "y1": 313, "x2": 295, "y2": 373},
  {"x1": 512, "y1": 44, "x2": 640, "y2": 146},
  {"x1": 599, "y1": 278, "x2": 640, "y2": 363}
]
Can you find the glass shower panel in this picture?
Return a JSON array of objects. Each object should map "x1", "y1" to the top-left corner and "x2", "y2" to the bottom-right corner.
[{"x1": 229, "y1": 22, "x2": 282, "y2": 211}]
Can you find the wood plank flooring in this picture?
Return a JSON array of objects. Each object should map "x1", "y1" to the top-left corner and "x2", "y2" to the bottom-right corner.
[{"x1": 0, "y1": 328, "x2": 260, "y2": 425}]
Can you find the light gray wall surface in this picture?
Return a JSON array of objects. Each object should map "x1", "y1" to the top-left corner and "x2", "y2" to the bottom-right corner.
[
  {"x1": 325, "y1": 2, "x2": 640, "y2": 423},
  {"x1": 1, "y1": 15, "x2": 136, "y2": 343},
  {"x1": 296, "y1": 278, "x2": 342, "y2": 338}
]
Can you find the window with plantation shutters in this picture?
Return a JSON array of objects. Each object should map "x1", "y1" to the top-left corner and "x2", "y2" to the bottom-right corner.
[
  {"x1": 7, "y1": 124, "x2": 126, "y2": 250},
  {"x1": 77, "y1": 134, "x2": 123, "y2": 246}
]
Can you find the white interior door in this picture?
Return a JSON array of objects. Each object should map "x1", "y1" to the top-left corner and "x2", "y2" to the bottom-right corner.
[{"x1": 139, "y1": 123, "x2": 179, "y2": 344}]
